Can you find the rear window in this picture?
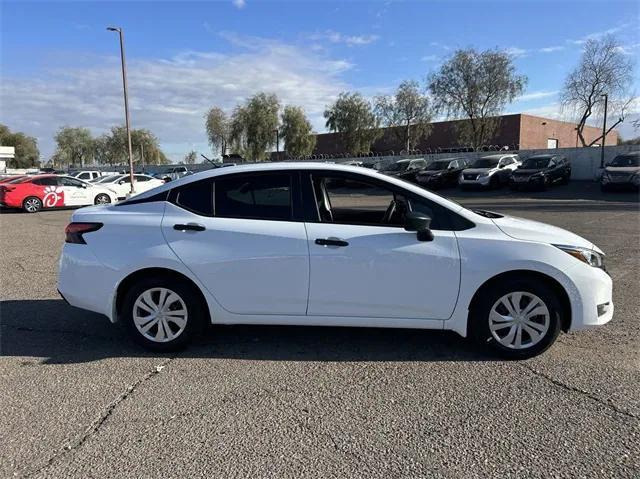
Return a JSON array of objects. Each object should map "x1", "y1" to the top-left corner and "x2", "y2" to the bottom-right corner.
[{"x1": 214, "y1": 173, "x2": 292, "y2": 221}]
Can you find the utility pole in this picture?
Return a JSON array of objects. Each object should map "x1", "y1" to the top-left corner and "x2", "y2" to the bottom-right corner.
[
  {"x1": 600, "y1": 93, "x2": 608, "y2": 168},
  {"x1": 140, "y1": 143, "x2": 145, "y2": 173},
  {"x1": 275, "y1": 128, "x2": 279, "y2": 160},
  {"x1": 107, "y1": 26, "x2": 135, "y2": 194}
]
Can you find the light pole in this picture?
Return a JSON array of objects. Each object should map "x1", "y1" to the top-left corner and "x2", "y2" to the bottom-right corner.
[
  {"x1": 274, "y1": 128, "x2": 279, "y2": 160},
  {"x1": 600, "y1": 93, "x2": 608, "y2": 168},
  {"x1": 107, "y1": 26, "x2": 135, "y2": 193}
]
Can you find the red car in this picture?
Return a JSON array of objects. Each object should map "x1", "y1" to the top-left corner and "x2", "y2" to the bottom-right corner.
[
  {"x1": 0, "y1": 175, "x2": 26, "y2": 183},
  {"x1": 0, "y1": 175, "x2": 117, "y2": 213}
]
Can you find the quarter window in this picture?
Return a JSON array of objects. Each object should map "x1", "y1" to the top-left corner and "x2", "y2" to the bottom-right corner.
[
  {"x1": 174, "y1": 179, "x2": 214, "y2": 216},
  {"x1": 214, "y1": 173, "x2": 292, "y2": 221}
]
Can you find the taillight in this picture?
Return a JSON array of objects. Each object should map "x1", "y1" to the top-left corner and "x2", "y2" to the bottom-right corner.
[{"x1": 65, "y1": 222, "x2": 103, "y2": 244}]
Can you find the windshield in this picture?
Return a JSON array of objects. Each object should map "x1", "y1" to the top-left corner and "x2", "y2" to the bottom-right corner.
[
  {"x1": 425, "y1": 162, "x2": 451, "y2": 171},
  {"x1": 522, "y1": 158, "x2": 551, "y2": 169},
  {"x1": 95, "y1": 175, "x2": 121, "y2": 183},
  {"x1": 609, "y1": 154, "x2": 640, "y2": 167},
  {"x1": 471, "y1": 158, "x2": 499, "y2": 168},
  {"x1": 382, "y1": 161, "x2": 409, "y2": 172}
]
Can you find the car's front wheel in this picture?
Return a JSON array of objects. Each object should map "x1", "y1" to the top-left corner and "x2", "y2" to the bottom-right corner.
[
  {"x1": 122, "y1": 277, "x2": 205, "y2": 351},
  {"x1": 471, "y1": 279, "x2": 562, "y2": 359}
]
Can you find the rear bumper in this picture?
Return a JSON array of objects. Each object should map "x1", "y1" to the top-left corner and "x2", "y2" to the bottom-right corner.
[
  {"x1": 57, "y1": 243, "x2": 119, "y2": 321},
  {"x1": 459, "y1": 176, "x2": 491, "y2": 187}
]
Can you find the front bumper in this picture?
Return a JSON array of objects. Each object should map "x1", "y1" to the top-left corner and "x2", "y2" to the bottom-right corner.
[
  {"x1": 566, "y1": 263, "x2": 613, "y2": 331},
  {"x1": 459, "y1": 175, "x2": 491, "y2": 187}
]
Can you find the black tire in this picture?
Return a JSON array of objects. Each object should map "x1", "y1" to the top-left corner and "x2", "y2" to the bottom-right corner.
[
  {"x1": 23, "y1": 196, "x2": 42, "y2": 213},
  {"x1": 541, "y1": 176, "x2": 551, "y2": 190},
  {"x1": 470, "y1": 279, "x2": 562, "y2": 360},
  {"x1": 121, "y1": 276, "x2": 206, "y2": 352},
  {"x1": 489, "y1": 175, "x2": 500, "y2": 189},
  {"x1": 560, "y1": 174, "x2": 570, "y2": 185},
  {"x1": 94, "y1": 193, "x2": 111, "y2": 205}
]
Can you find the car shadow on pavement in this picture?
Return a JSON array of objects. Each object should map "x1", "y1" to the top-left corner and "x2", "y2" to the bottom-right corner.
[{"x1": 0, "y1": 300, "x2": 491, "y2": 364}]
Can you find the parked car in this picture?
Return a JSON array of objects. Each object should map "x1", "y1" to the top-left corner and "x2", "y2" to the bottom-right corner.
[
  {"x1": 600, "y1": 152, "x2": 640, "y2": 191},
  {"x1": 93, "y1": 174, "x2": 165, "y2": 200},
  {"x1": 415, "y1": 158, "x2": 472, "y2": 189},
  {"x1": 510, "y1": 155, "x2": 571, "y2": 190},
  {"x1": 0, "y1": 175, "x2": 27, "y2": 183},
  {"x1": 58, "y1": 163, "x2": 612, "y2": 359},
  {"x1": 379, "y1": 158, "x2": 429, "y2": 181},
  {"x1": 0, "y1": 174, "x2": 118, "y2": 213},
  {"x1": 149, "y1": 165, "x2": 191, "y2": 182},
  {"x1": 70, "y1": 170, "x2": 105, "y2": 181},
  {"x1": 459, "y1": 154, "x2": 520, "y2": 189}
]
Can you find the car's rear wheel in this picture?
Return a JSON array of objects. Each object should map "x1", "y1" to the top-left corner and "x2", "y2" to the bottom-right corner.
[
  {"x1": 23, "y1": 196, "x2": 42, "y2": 213},
  {"x1": 560, "y1": 174, "x2": 570, "y2": 185},
  {"x1": 122, "y1": 277, "x2": 205, "y2": 351},
  {"x1": 94, "y1": 193, "x2": 111, "y2": 205},
  {"x1": 471, "y1": 279, "x2": 562, "y2": 359},
  {"x1": 490, "y1": 175, "x2": 500, "y2": 189}
]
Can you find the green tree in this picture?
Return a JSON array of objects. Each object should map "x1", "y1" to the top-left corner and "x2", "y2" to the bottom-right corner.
[
  {"x1": 324, "y1": 92, "x2": 380, "y2": 154},
  {"x1": 184, "y1": 150, "x2": 198, "y2": 164},
  {"x1": 230, "y1": 93, "x2": 280, "y2": 161},
  {"x1": 375, "y1": 80, "x2": 433, "y2": 151},
  {"x1": 54, "y1": 126, "x2": 94, "y2": 167},
  {"x1": 205, "y1": 107, "x2": 231, "y2": 158},
  {"x1": 105, "y1": 126, "x2": 169, "y2": 165},
  {"x1": 0, "y1": 124, "x2": 40, "y2": 168},
  {"x1": 428, "y1": 48, "x2": 527, "y2": 149},
  {"x1": 279, "y1": 106, "x2": 316, "y2": 158}
]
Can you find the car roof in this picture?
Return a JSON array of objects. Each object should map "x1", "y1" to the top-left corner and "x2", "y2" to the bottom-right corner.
[
  {"x1": 433, "y1": 157, "x2": 463, "y2": 162},
  {"x1": 480, "y1": 154, "x2": 516, "y2": 159},
  {"x1": 124, "y1": 162, "x2": 465, "y2": 212},
  {"x1": 526, "y1": 154, "x2": 555, "y2": 160}
]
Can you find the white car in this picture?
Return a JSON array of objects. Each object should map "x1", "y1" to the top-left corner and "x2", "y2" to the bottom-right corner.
[
  {"x1": 94, "y1": 174, "x2": 165, "y2": 200},
  {"x1": 58, "y1": 163, "x2": 613, "y2": 359},
  {"x1": 459, "y1": 154, "x2": 520, "y2": 188},
  {"x1": 71, "y1": 170, "x2": 105, "y2": 181}
]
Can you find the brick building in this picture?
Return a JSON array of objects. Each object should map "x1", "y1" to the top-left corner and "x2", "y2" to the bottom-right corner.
[{"x1": 310, "y1": 114, "x2": 617, "y2": 156}]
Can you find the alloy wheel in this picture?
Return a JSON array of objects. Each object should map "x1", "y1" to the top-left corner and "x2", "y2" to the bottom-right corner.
[
  {"x1": 133, "y1": 287, "x2": 189, "y2": 343},
  {"x1": 488, "y1": 291, "x2": 550, "y2": 349},
  {"x1": 24, "y1": 198, "x2": 41, "y2": 213},
  {"x1": 95, "y1": 194, "x2": 111, "y2": 205}
]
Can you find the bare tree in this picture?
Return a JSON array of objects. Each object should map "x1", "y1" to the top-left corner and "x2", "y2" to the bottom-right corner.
[
  {"x1": 205, "y1": 107, "x2": 231, "y2": 158},
  {"x1": 428, "y1": 49, "x2": 527, "y2": 149},
  {"x1": 561, "y1": 35, "x2": 634, "y2": 147},
  {"x1": 375, "y1": 80, "x2": 433, "y2": 151}
]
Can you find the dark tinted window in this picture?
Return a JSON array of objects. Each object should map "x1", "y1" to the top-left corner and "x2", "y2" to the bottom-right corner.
[
  {"x1": 32, "y1": 177, "x2": 59, "y2": 186},
  {"x1": 58, "y1": 177, "x2": 85, "y2": 187},
  {"x1": 215, "y1": 173, "x2": 292, "y2": 221},
  {"x1": 174, "y1": 179, "x2": 213, "y2": 216}
]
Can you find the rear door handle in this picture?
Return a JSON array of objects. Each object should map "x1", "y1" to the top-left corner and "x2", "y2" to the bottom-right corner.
[
  {"x1": 315, "y1": 238, "x2": 349, "y2": 247},
  {"x1": 173, "y1": 223, "x2": 206, "y2": 232}
]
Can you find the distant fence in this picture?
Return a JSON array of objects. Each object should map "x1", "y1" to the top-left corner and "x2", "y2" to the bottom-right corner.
[{"x1": 291, "y1": 145, "x2": 639, "y2": 181}]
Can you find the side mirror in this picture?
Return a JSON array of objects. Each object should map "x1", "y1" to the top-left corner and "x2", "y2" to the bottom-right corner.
[
  {"x1": 118, "y1": 180, "x2": 125, "y2": 185},
  {"x1": 404, "y1": 212, "x2": 434, "y2": 242}
]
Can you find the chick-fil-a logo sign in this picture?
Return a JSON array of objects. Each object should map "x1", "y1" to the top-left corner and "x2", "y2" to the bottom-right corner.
[{"x1": 42, "y1": 186, "x2": 65, "y2": 207}]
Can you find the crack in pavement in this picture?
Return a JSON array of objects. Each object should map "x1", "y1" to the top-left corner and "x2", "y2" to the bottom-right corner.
[
  {"x1": 521, "y1": 363, "x2": 638, "y2": 419},
  {"x1": 21, "y1": 356, "x2": 176, "y2": 478}
]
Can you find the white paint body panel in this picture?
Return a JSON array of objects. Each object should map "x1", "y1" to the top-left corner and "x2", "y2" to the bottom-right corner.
[{"x1": 57, "y1": 162, "x2": 613, "y2": 338}]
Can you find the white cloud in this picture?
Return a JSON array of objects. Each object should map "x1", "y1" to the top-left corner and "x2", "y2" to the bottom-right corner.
[
  {"x1": 505, "y1": 47, "x2": 527, "y2": 58},
  {"x1": 539, "y1": 46, "x2": 564, "y2": 53},
  {"x1": 569, "y1": 22, "x2": 631, "y2": 45},
  {"x1": 421, "y1": 55, "x2": 439, "y2": 62},
  {"x1": 517, "y1": 90, "x2": 559, "y2": 102},
  {"x1": 310, "y1": 30, "x2": 379, "y2": 47},
  {"x1": 232, "y1": 0, "x2": 246, "y2": 9},
  {"x1": 0, "y1": 35, "x2": 353, "y2": 160}
]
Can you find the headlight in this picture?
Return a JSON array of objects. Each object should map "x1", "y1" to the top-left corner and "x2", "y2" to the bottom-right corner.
[
  {"x1": 478, "y1": 172, "x2": 489, "y2": 178},
  {"x1": 530, "y1": 172, "x2": 544, "y2": 179},
  {"x1": 554, "y1": 244, "x2": 605, "y2": 270}
]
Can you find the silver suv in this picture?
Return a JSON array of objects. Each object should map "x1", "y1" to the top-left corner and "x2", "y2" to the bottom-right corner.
[{"x1": 601, "y1": 152, "x2": 640, "y2": 191}]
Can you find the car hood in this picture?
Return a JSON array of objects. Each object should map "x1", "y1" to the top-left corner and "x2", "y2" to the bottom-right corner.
[
  {"x1": 491, "y1": 214, "x2": 600, "y2": 252},
  {"x1": 605, "y1": 166, "x2": 639, "y2": 174},
  {"x1": 513, "y1": 168, "x2": 544, "y2": 175},
  {"x1": 463, "y1": 167, "x2": 497, "y2": 175}
]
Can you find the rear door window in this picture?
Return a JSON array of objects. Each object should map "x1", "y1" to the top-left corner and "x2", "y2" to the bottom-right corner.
[
  {"x1": 214, "y1": 173, "x2": 292, "y2": 221},
  {"x1": 173, "y1": 179, "x2": 214, "y2": 216}
]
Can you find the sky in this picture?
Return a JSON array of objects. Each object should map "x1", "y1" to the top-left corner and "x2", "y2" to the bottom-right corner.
[{"x1": 1, "y1": 0, "x2": 639, "y2": 161}]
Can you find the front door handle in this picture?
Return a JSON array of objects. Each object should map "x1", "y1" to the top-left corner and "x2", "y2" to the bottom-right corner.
[
  {"x1": 173, "y1": 223, "x2": 206, "y2": 232},
  {"x1": 315, "y1": 238, "x2": 349, "y2": 247}
]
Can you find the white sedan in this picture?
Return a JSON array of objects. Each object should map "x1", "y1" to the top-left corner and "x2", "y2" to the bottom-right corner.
[
  {"x1": 93, "y1": 174, "x2": 165, "y2": 200},
  {"x1": 58, "y1": 163, "x2": 613, "y2": 359}
]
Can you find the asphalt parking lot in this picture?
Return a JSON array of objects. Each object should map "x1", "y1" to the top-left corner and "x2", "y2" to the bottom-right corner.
[{"x1": 1, "y1": 181, "x2": 639, "y2": 478}]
